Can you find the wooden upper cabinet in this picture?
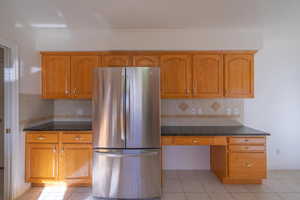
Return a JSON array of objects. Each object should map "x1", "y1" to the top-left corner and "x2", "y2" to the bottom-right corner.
[
  {"x1": 160, "y1": 55, "x2": 192, "y2": 98},
  {"x1": 42, "y1": 56, "x2": 71, "y2": 98},
  {"x1": 102, "y1": 55, "x2": 130, "y2": 67},
  {"x1": 224, "y1": 54, "x2": 254, "y2": 98},
  {"x1": 41, "y1": 51, "x2": 256, "y2": 99},
  {"x1": 132, "y1": 55, "x2": 160, "y2": 67},
  {"x1": 70, "y1": 56, "x2": 99, "y2": 99},
  {"x1": 26, "y1": 144, "x2": 58, "y2": 182},
  {"x1": 192, "y1": 55, "x2": 223, "y2": 98},
  {"x1": 61, "y1": 144, "x2": 92, "y2": 184}
]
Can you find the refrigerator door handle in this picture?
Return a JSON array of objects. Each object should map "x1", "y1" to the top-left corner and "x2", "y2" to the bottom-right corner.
[
  {"x1": 94, "y1": 150, "x2": 159, "y2": 158},
  {"x1": 120, "y1": 70, "x2": 125, "y2": 141},
  {"x1": 125, "y1": 70, "x2": 131, "y2": 141}
]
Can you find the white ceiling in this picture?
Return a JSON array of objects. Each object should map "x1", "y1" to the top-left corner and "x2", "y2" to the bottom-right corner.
[{"x1": 0, "y1": 0, "x2": 299, "y2": 31}]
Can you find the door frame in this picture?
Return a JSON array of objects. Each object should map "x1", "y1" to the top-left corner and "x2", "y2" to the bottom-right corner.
[{"x1": 0, "y1": 38, "x2": 19, "y2": 200}]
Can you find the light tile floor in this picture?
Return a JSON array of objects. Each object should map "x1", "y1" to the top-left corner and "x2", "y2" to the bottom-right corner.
[{"x1": 16, "y1": 170, "x2": 300, "y2": 200}]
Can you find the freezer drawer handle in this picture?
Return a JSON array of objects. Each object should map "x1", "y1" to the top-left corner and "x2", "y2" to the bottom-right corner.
[{"x1": 94, "y1": 151, "x2": 159, "y2": 158}]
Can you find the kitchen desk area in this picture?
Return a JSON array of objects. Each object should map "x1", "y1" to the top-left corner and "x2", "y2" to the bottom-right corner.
[
  {"x1": 161, "y1": 126, "x2": 270, "y2": 184},
  {"x1": 24, "y1": 122, "x2": 270, "y2": 186}
]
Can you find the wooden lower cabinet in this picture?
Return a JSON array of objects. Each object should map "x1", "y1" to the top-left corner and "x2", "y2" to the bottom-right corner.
[
  {"x1": 60, "y1": 144, "x2": 92, "y2": 185},
  {"x1": 228, "y1": 152, "x2": 266, "y2": 179},
  {"x1": 26, "y1": 131, "x2": 92, "y2": 186},
  {"x1": 162, "y1": 136, "x2": 267, "y2": 184},
  {"x1": 26, "y1": 143, "x2": 59, "y2": 183},
  {"x1": 26, "y1": 133, "x2": 266, "y2": 185}
]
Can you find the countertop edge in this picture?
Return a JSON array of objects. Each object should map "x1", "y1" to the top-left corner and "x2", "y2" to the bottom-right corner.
[
  {"x1": 23, "y1": 122, "x2": 270, "y2": 136},
  {"x1": 161, "y1": 133, "x2": 271, "y2": 136}
]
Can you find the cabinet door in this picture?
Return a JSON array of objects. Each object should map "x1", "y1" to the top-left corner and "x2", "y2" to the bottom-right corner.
[
  {"x1": 160, "y1": 55, "x2": 192, "y2": 98},
  {"x1": 132, "y1": 55, "x2": 159, "y2": 67},
  {"x1": 61, "y1": 144, "x2": 92, "y2": 184},
  {"x1": 224, "y1": 55, "x2": 254, "y2": 98},
  {"x1": 71, "y1": 56, "x2": 99, "y2": 99},
  {"x1": 102, "y1": 55, "x2": 130, "y2": 67},
  {"x1": 192, "y1": 55, "x2": 223, "y2": 97},
  {"x1": 42, "y1": 56, "x2": 71, "y2": 98},
  {"x1": 26, "y1": 144, "x2": 58, "y2": 183}
]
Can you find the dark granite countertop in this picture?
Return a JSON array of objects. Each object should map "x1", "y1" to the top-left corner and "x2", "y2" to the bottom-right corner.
[
  {"x1": 23, "y1": 121, "x2": 92, "y2": 131},
  {"x1": 24, "y1": 121, "x2": 270, "y2": 136},
  {"x1": 161, "y1": 126, "x2": 270, "y2": 136}
]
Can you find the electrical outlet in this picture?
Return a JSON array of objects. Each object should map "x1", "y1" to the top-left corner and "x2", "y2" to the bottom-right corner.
[
  {"x1": 197, "y1": 108, "x2": 203, "y2": 115},
  {"x1": 233, "y1": 108, "x2": 240, "y2": 115},
  {"x1": 76, "y1": 109, "x2": 84, "y2": 115},
  {"x1": 190, "y1": 108, "x2": 196, "y2": 115},
  {"x1": 226, "y1": 108, "x2": 232, "y2": 115}
]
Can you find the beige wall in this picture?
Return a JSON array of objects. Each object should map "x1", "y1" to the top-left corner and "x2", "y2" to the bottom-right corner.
[
  {"x1": 53, "y1": 100, "x2": 91, "y2": 121},
  {"x1": 0, "y1": 27, "x2": 54, "y2": 198},
  {"x1": 19, "y1": 94, "x2": 53, "y2": 128}
]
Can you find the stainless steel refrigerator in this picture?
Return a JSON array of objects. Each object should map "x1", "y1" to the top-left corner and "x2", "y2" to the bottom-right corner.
[{"x1": 92, "y1": 67, "x2": 161, "y2": 199}]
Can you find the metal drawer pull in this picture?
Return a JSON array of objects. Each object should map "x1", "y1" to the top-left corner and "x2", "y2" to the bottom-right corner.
[
  {"x1": 95, "y1": 150, "x2": 159, "y2": 158},
  {"x1": 74, "y1": 136, "x2": 81, "y2": 141},
  {"x1": 192, "y1": 140, "x2": 199, "y2": 143},
  {"x1": 36, "y1": 136, "x2": 46, "y2": 140},
  {"x1": 73, "y1": 88, "x2": 79, "y2": 95},
  {"x1": 245, "y1": 139, "x2": 249, "y2": 142},
  {"x1": 245, "y1": 162, "x2": 253, "y2": 168}
]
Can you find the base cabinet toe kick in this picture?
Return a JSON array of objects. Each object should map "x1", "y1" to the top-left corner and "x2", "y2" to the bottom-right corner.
[{"x1": 161, "y1": 136, "x2": 267, "y2": 184}]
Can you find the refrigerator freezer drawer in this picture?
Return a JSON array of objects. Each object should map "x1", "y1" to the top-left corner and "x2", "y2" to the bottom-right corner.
[{"x1": 92, "y1": 149, "x2": 161, "y2": 199}]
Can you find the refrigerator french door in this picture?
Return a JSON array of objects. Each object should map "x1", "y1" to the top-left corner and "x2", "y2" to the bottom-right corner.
[{"x1": 92, "y1": 67, "x2": 161, "y2": 199}]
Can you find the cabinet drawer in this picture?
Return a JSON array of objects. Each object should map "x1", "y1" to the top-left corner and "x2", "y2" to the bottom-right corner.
[
  {"x1": 174, "y1": 136, "x2": 214, "y2": 145},
  {"x1": 213, "y1": 137, "x2": 227, "y2": 145},
  {"x1": 229, "y1": 145, "x2": 265, "y2": 152},
  {"x1": 26, "y1": 132, "x2": 58, "y2": 143},
  {"x1": 62, "y1": 133, "x2": 92, "y2": 143},
  {"x1": 161, "y1": 136, "x2": 174, "y2": 145},
  {"x1": 229, "y1": 137, "x2": 265, "y2": 145},
  {"x1": 229, "y1": 152, "x2": 266, "y2": 179}
]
